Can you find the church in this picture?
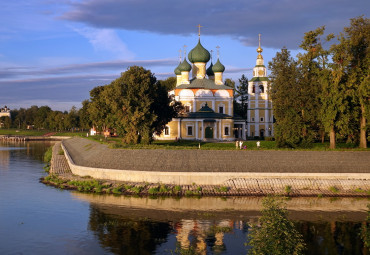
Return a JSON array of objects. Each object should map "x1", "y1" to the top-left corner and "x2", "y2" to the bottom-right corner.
[{"x1": 155, "y1": 31, "x2": 273, "y2": 141}]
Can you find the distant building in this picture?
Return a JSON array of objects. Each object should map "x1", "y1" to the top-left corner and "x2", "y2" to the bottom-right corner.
[
  {"x1": 0, "y1": 106, "x2": 11, "y2": 128},
  {"x1": 0, "y1": 106, "x2": 11, "y2": 118},
  {"x1": 155, "y1": 33, "x2": 273, "y2": 141}
]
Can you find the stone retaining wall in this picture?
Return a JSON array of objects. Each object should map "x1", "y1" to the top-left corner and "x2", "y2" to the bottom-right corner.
[{"x1": 61, "y1": 140, "x2": 370, "y2": 193}]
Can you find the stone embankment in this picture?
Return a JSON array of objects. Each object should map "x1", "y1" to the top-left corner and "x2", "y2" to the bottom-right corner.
[{"x1": 42, "y1": 137, "x2": 370, "y2": 197}]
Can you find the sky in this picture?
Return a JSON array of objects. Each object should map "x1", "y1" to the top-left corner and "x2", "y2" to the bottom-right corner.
[{"x1": 0, "y1": 0, "x2": 368, "y2": 111}]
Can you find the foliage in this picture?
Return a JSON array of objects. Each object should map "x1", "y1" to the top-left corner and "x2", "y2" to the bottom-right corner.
[
  {"x1": 235, "y1": 75, "x2": 249, "y2": 119},
  {"x1": 246, "y1": 196, "x2": 306, "y2": 255},
  {"x1": 269, "y1": 48, "x2": 305, "y2": 148},
  {"x1": 43, "y1": 146, "x2": 53, "y2": 163},
  {"x1": 87, "y1": 66, "x2": 177, "y2": 144}
]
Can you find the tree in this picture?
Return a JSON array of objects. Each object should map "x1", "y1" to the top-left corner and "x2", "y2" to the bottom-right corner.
[
  {"x1": 246, "y1": 196, "x2": 306, "y2": 255},
  {"x1": 87, "y1": 66, "x2": 177, "y2": 144},
  {"x1": 158, "y1": 76, "x2": 177, "y2": 91},
  {"x1": 269, "y1": 48, "x2": 304, "y2": 147},
  {"x1": 78, "y1": 100, "x2": 92, "y2": 130},
  {"x1": 235, "y1": 75, "x2": 249, "y2": 119},
  {"x1": 297, "y1": 26, "x2": 328, "y2": 145},
  {"x1": 340, "y1": 16, "x2": 369, "y2": 148},
  {"x1": 34, "y1": 106, "x2": 51, "y2": 130}
]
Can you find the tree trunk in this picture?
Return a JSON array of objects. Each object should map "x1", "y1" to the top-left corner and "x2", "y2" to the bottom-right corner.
[
  {"x1": 329, "y1": 126, "x2": 336, "y2": 149},
  {"x1": 359, "y1": 104, "x2": 367, "y2": 148}
]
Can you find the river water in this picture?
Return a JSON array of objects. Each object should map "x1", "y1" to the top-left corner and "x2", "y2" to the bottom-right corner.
[{"x1": 0, "y1": 141, "x2": 368, "y2": 255}]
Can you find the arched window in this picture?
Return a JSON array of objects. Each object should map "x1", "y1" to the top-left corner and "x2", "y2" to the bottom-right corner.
[
  {"x1": 252, "y1": 85, "x2": 255, "y2": 93},
  {"x1": 259, "y1": 85, "x2": 264, "y2": 93}
]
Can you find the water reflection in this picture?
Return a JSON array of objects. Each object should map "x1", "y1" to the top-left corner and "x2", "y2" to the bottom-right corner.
[
  {"x1": 0, "y1": 140, "x2": 53, "y2": 164},
  {"x1": 76, "y1": 193, "x2": 368, "y2": 254}
]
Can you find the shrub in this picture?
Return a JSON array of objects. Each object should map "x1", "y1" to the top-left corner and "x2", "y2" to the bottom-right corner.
[{"x1": 329, "y1": 186, "x2": 339, "y2": 193}]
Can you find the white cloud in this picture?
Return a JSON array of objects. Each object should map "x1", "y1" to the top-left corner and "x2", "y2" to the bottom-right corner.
[{"x1": 72, "y1": 26, "x2": 135, "y2": 60}]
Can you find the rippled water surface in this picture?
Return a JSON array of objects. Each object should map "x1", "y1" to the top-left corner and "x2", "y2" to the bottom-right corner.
[{"x1": 0, "y1": 141, "x2": 368, "y2": 255}]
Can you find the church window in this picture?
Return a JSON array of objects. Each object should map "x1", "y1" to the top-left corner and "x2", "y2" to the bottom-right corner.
[
  {"x1": 259, "y1": 85, "x2": 264, "y2": 93},
  {"x1": 224, "y1": 126, "x2": 229, "y2": 136},
  {"x1": 185, "y1": 105, "x2": 190, "y2": 112},
  {"x1": 164, "y1": 126, "x2": 169, "y2": 136},
  {"x1": 187, "y1": 126, "x2": 193, "y2": 136},
  {"x1": 251, "y1": 117, "x2": 255, "y2": 122},
  {"x1": 219, "y1": 106, "x2": 224, "y2": 114},
  {"x1": 252, "y1": 86, "x2": 255, "y2": 93},
  {"x1": 260, "y1": 117, "x2": 264, "y2": 122}
]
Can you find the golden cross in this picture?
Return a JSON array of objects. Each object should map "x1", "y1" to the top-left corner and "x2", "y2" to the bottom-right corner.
[
  {"x1": 258, "y1": 34, "x2": 261, "y2": 48},
  {"x1": 178, "y1": 49, "x2": 182, "y2": 62},
  {"x1": 183, "y1": 45, "x2": 187, "y2": 57},
  {"x1": 216, "y1": 46, "x2": 220, "y2": 58},
  {"x1": 210, "y1": 49, "x2": 213, "y2": 61},
  {"x1": 197, "y1": 24, "x2": 203, "y2": 37}
]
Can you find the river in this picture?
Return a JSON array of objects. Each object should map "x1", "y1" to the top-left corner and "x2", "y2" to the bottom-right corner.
[{"x1": 0, "y1": 141, "x2": 368, "y2": 255}]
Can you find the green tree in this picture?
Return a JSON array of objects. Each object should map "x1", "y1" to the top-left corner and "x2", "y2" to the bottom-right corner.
[
  {"x1": 225, "y1": 78, "x2": 241, "y2": 117},
  {"x1": 34, "y1": 106, "x2": 51, "y2": 130},
  {"x1": 158, "y1": 76, "x2": 177, "y2": 91},
  {"x1": 269, "y1": 48, "x2": 304, "y2": 147},
  {"x1": 246, "y1": 196, "x2": 306, "y2": 255},
  {"x1": 78, "y1": 100, "x2": 92, "y2": 130},
  {"x1": 235, "y1": 75, "x2": 249, "y2": 119},
  {"x1": 340, "y1": 16, "x2": 369, "y2": 148},
  {"x1": 297, "y1": 26, "x2": 328, "y2": 145},
  {"x1": 87, "y1": 66, "x2": 176, "y2": 144}
]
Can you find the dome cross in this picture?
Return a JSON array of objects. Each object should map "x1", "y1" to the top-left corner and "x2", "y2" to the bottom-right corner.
[{"x1": 197, "y1": 24, "x2": 203, "y2": 37}]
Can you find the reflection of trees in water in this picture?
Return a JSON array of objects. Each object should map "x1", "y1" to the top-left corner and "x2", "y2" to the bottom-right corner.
[
  {"x1": 297, "y1": 221, "x2": 365, "y2": 255},
  {"x1": 361, "y1": 204, "x2": 370, "y2": 252},
  {"x1": 87, "y1": 201, "x2": 368, "y2": 255},
  {"x1": 88, "y1": 206, "x2": 172, "y2": 255}
]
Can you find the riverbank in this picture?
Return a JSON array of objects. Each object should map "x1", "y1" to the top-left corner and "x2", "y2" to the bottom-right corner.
[
  {"x1": 0, "y1": 135, "x2": 70, "y2": 141},
  {"x1": 41, "y1": 139, "x2": 370, "y2": 197}
]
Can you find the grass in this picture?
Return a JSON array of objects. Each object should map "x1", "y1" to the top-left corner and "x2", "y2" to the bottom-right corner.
[
  {"x1": 329, "y1": 186, "x2": 340, "y2": 193},
  {"x1": 285, "y1": 185, "x2": 292, "y2": 195}
]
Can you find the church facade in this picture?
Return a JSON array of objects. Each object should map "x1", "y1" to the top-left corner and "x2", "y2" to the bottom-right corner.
[{"x1": 155, "y1": 34, "x2": 273, "y2": 141}]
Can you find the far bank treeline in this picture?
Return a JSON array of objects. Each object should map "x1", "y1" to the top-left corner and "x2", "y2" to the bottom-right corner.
[{"x1": 2, "y1": 16, "x2": 368, "y2": 148}]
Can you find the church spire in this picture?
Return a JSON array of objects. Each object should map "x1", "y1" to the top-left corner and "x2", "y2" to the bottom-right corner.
[{"x1": 256, "y1": 34, "x2": 264, "y2": 66}]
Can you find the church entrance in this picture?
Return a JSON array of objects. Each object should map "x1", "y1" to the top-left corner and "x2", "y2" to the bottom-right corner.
[
  {"x1": 205, "y1": 127, "x2": 213, "y2": 138},
  {"x1": 260, "y1": 129, "x2": 265, "y2": 138}
]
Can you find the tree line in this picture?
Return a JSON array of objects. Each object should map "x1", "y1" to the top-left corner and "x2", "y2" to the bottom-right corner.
[{"x1": 269, "y1": 16, "x2": 369, "y2": 149}]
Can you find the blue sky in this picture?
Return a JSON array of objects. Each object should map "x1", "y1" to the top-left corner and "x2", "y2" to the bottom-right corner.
[{"x1": 0, "y1": 0, "x2": 368, "y2": 111}]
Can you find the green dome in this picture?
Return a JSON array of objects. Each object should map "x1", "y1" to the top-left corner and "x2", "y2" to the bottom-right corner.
[
  {"x1": 178, "y1": 59, "x2": 192, "y2": 72},
  {"x1": 206, "y1": 62, "x2": 214, "y2": 76},
  {"x1": 174, "y1": 63, "x2": 181, "y2": 75},
  {"x1": 212, "y1": 59, "x2": 225, "y2": 73},
  {"x1": 188, "y1": 39, "x2": 211, "y2": 63}
]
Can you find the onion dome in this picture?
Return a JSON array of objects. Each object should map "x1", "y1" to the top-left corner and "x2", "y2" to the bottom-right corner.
[
  {"x1": 206, "y1": 62, "x2": 214, "y2": 76},
  {"x1": 212, "y1": 59, "x2": 225, "y2": 73},
  {"x1": 178, "y1": 59, "x2": 192, "y2": 72},
  {"x1": 174, "y1": 63, "x2": 181, "y2": 75},
  {"x1": 188, "y1": 39, "x2": 211, "y2": 63}
]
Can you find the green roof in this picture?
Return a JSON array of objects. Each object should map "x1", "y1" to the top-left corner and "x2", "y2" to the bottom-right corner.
[
  {"x1": 180, "y1": 103, "x2": 233, "y2": 119},
  {"x1": 188, "y1": 39, "x2": 211, "y2": 63},
  {"x1": 212, "y1": 59, "x2": 225, "y2": 73},
  {"x1": 255, "y1": 65, "x2": 265, "y2": 67},
  {"x1": 174, "y1": 63, "x2": 181, "y2": 75},
  {"x1": 176, "y1": 78, "x2": 232, "y2": 90},
  {"x1": 250, "y1": 77, "x2": 270, "y2": 82},
  {"x1": 178, "y1": 59, "x2": 192, "y2": 72},
  {"x1": 206, "y1": 62, "x2": 214, "y2": 76}
]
